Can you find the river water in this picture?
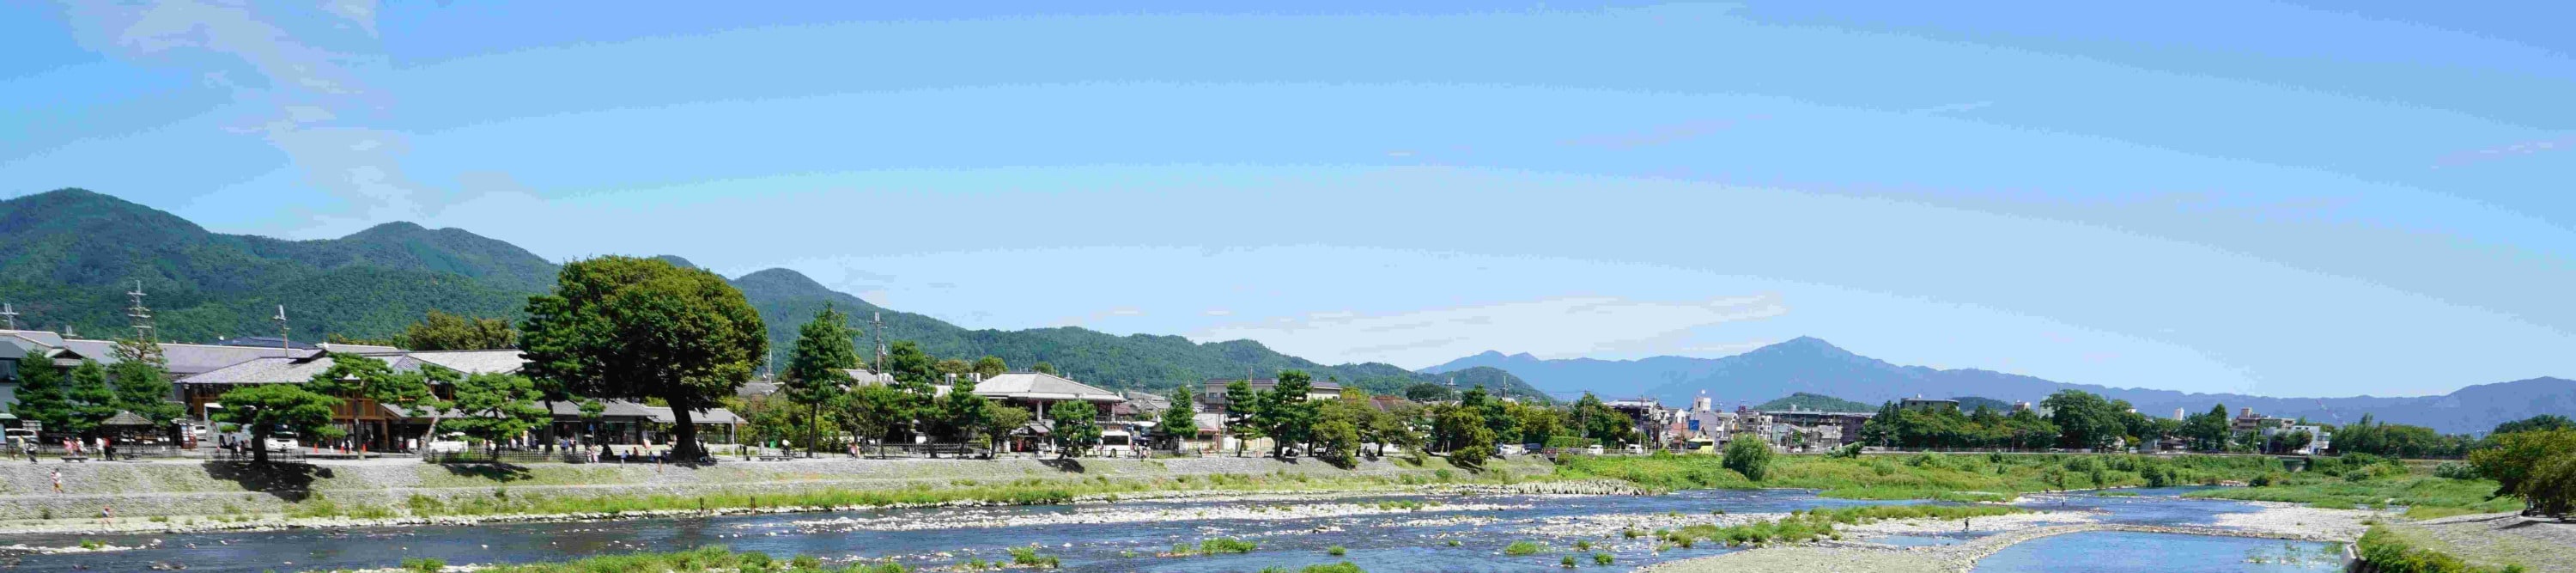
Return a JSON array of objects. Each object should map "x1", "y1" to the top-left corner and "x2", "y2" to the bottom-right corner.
[{"x1": 1, "y1": 488, "x2": 2342, "y2": 572}]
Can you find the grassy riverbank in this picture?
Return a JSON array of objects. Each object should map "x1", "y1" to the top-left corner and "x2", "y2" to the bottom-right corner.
[
  {"x1": 0, "y1": 455, "x2": 1549, "y2": 527},
  {"x1": 2358, "y1": 524, "x2": 2530, "y2": 573},
  {"x1": 1552, "y1": 452, "x2": 2281, "y2": 500},
  {"x1": 2177, "y1": 456, "x2": 2520, "y2": 518}
]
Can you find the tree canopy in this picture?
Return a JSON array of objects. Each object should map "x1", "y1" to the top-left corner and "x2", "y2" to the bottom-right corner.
[
  {"x1": 212, "y1": 384, "x2": 343, "y2": 462},
  {"x1": 398, "y1": 310, "x2": 519, "y2": 351},
  {"x1": 520, "y1": 256, "x2": 767, "y2": 459},
  {"x1": 783, "y1": 306, "x2": 860, "y2": 456}
]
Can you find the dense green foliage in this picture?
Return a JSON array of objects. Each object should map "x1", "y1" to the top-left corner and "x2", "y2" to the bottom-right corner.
[
  {"x1": 2357, "y1": 525, "x2": 2526, "y2": 573},
  {"x1": 1858, "y1": 398, "x2": 2058, "y2": 450},
  {"x1": 442, "y1": 372, "x2": 551, "y2": 451},
  {"x1": 105, "y1": 338, "x2": 184, "y2": 427},
  {"x1": 2334, "y1": 414, "x2": 2476, "y2": 459},
  {"x1": 210, "y1": 384, "x2": 343, "y2": 462},
  {"x1": 1048, "y1": 401, "x2": 1102, "y2": 458},
  {"x1": 784, "y1": 307, "x2": 861, "y2": 455},
  {"x1": 521, "y1": 256, "x2": 768, "y2": 458},
  {"x1": 1754, "y1": 392, "x2": 1872, "y2": 412},
  {"x1": 397, "y1": 310, "x2": 518, "y2": 351},
  {"x1": 1722, "y1": 438, "x2": 1774, "y2": 481},
  {"x1": 1556, "y1": 452, "x2": 2282, "y2": 497}
]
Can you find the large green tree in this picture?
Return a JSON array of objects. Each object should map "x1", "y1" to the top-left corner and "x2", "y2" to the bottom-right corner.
[
  {"x1": 212, "y1": 384, "x2": 343, "y2": 463},
  {"x1": 1223, "y1": 379, "x2": 1260, "y2": 455},
  {"x1": 783, "y1": 306, "x2": 860, "y2": 457},
  {"x1": 1157, "y1": 386, "x2": 1198, "y2": 449},
  {"x1": 932, "y1": 372, "x2": 993, "y2": 457},
  {"x1": 982, "y1": 405, "x2": 1032, "y2": 456},
  {"x1": 11, "y1": 354, "x2": 76, "y2": 436},
  {"x1": 1252, "y1": 370, "x2": 1319, "y2": 457},
  {"x1": 834, "y1": 384, "x2": 913, "y2": 457},
  {"x1": 2042, "y1": 390, "x2": 2123, "y2": 450},
  {"x1": 398, "y1": 310, "x2": 519, "y2": 351},
  {"x1": 1049, "y1": 401, "x2": 1102, "y2": 458},
  {"x1": 442, "y1": 372, "x2": 550, "y2": 455},
  {"x1": 105, "y1": 338, "x2": 183, "y2": 424},
  {"x1": 520, "y1": 256, "x2": 768, "y2": 460},
  {"x1": 66, "y1": 360, "x2": 117, "y2": 436},
  {"x1": 2470, "y1": 429, "x2": 2576, "y2": 499}
]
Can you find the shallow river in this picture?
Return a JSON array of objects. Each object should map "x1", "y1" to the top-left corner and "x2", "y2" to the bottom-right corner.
[{"x1": 2, "y1": 487, "x2": 2341, "y2": 572}]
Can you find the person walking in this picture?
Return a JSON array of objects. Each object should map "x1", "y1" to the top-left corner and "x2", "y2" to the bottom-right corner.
[{"x1": 52, "y1": 468, "x2": 63, "y2": 493}]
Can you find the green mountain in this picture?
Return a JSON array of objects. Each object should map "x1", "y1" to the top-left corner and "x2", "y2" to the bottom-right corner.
[
  {"x1": 730, "y1": 267, "x2": 1548, "y2": 398},
  {"x1": 0, "y1": 189, "x2": 543, "y2": 343},
  {"x1": 0, "y1": 188, "x2": 1545, "y2": 398},
  {"x1": 1753, "y1": 392, "x2": 1874, "y2": 412}
]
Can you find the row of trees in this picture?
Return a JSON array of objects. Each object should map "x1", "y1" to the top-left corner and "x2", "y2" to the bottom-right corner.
[
  {"x1": 751, "y1": 304, "x2": 1123, "y2": 460},
  {"x1": 10, "y1": 338, "x2": 185, "y2": 440},
  {"x1": 1857, "y1": 388, "x2": 2486, "y2": 458}
]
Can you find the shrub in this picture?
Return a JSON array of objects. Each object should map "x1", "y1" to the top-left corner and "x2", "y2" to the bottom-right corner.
[
  {"x1": 1504, "y1": 541, "x2": 1545, "y2": 556},
  {"x1": 401, "y1": 558, "x2": 447, "y2": 572},
  {"x1": 1722, "y1": 440, "x2": 1773, "y2": 481},
  {"x1": 1593, "y1": 552, "x2": 1614, "y2": 565},
  {"x1": 1327, "y1": 546, "x2": 1346, "y2": 557},
  {"x1": 1200, "y1": 538, "x2": 1259, "y2": 554},
  {"x1": 1559, "y1": 555, "x2": 1577, "y2": 568},
  {"x1": 2432, "y1": 461, "x2": 2477, "y2": 480},
  {"x1": 2521, "y1": 453, "x2": 2576, "y2": 516},
  {"x1": 1297, "y1": 562, "x2": 1365, "y2": 573}
]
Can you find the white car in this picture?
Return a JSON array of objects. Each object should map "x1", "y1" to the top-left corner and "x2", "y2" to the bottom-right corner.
[
  {"x1": 425, "y1": 440, "x2": 469, "y2": 454},
  {"x1": 264, "y1": 436, "x2": 299, "y2": 451}
]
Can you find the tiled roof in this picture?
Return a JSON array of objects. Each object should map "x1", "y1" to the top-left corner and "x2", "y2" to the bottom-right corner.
[
  {"x1": 173, "y1": 355, "x2": 340, "y2": 385},
  {"x1": 975, "y1": 372, "x2": 1123, "y2": 402},
  {"x1": 839, "y1": 369, "x2": 896, "y2": 384},
  {"x1": 395, "y1": 350, "x2": 527, "y2": 375},
  {"x1": 643, "y1": 405, "x2": 743, "y2": 424}
]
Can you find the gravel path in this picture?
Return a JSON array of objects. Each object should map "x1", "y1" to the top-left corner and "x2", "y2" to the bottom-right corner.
[{"x1": 2387, "y1": 512, "x2": 2576, "y2": 573}]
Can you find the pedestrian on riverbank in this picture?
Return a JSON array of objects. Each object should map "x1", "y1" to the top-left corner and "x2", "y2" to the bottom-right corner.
[{"x1": 52, "y1": 468, "x2": 62, "y2": 493}]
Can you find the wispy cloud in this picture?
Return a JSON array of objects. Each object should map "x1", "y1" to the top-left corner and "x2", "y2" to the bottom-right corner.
[
  {"x1": 1561, "y1": 118, "x2": 1757, "y2": 149},
  {"x1": 61, "y1": 0, "x2": 464, "y2": 230},
  {"x1": 2433, "y1": 136, "x2": 2569, "y2": 168},
  {"x1": 1193, "y1": 295, "x2": 1789, "y2": 368},
  {"x1": 1911, "y1": 101, "x2": 1994, "y2": 115}
]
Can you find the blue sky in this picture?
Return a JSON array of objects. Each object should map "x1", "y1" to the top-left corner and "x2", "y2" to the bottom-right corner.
[{"x1": 3, "y1": 2, "x2": 2571, "y2": 398}]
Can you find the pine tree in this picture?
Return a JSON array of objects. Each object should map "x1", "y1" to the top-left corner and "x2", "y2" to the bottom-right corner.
[
  {"x1": 66, "y1": 360, "x2": 118, "y2": 436},
  {"x1": 11, "y1": 353, "x2": 76, "y2": 436},
  {"x1": 1158, "y1": 386, "x2": 1198, "y2": 449},
  {"x1": 784, "y1": 307, "x2": 859, "y2": 457},
  {"x1": 106, "y1": 338, "x2": 184, "y2": 430}
]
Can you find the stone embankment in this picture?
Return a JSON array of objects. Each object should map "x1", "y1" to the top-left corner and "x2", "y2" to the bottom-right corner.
[{"x1": 0, "y1": 454, "x2": 1552, "y2": 534}]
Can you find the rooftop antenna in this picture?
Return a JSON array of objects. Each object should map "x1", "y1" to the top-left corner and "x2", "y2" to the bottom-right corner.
[
  {"x1": 1, "y1": 302, "x2": 17, "y2": 331},
  {"x1": 274, "y1": 305, "x2": 291, "y2": 357},
  {"x1": 125, "y1": 280, "x2": 155, "y2": 341}
]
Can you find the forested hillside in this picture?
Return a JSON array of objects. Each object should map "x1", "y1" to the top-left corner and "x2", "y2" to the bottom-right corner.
[
  {"x1": 0, "y1": 189, "x2": 543, "y2": 342},
  {"x1": 0, "y1": 188, "x2": 1547, "y2": 397}
]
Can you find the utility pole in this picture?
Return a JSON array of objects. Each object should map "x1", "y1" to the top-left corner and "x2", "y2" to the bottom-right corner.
[
  {"x1": 871, "y1": 311, "x2": 885, "y2": 372},
  {"x1": 1, "y1": 302, "x2": 17, "y2": 331},
  {"x1": 274, "y1": 305, "x2": 291, "y2": 357},
  {"x1": 125, "y1": 280, "x2": 155, "y2": 342}
]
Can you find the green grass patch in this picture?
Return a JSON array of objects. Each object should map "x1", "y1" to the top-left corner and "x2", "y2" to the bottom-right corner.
[
  {"x1": 2357, "y1": 524, "x2": 2528, "y2": 573},
  {"x1": 2184, "y1": 475, "x2": 2520, "y2": 515},
  {"x1": 1504, "y1": 540, "x2": 1546, "y2": 556}
]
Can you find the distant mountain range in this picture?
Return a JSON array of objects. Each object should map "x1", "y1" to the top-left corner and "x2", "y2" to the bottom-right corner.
[
  {"x1": 0, "y1": 189, "x2": 1544, "y2": 398},
  {"x1": 1424, "y1": 337, "x2": 2573, "y2": 435}
]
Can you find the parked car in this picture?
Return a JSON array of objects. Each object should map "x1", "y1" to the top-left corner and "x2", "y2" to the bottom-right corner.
[
  {"x1": 425, "y1": 440, "x2": 469, "y2": 454},
  {"x1": 264, "y1": 436, "x2": 299, "y2": 451}
]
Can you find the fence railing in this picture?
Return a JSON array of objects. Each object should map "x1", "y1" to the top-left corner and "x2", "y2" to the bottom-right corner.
[
  {"x1": 204, "y1": 448, "x2": 307, "y2": 463},
  {"x1": 422, "y1": 449, "x2": 575, "y2": 465}
]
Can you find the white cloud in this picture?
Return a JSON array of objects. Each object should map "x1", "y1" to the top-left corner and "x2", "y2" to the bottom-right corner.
[
  {"x1": 1193, "y1": 295, "x2": 1789, "y2": 368},
  {"x1": 62, "y1": 0, "x2": 465, "y2": 230}
]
